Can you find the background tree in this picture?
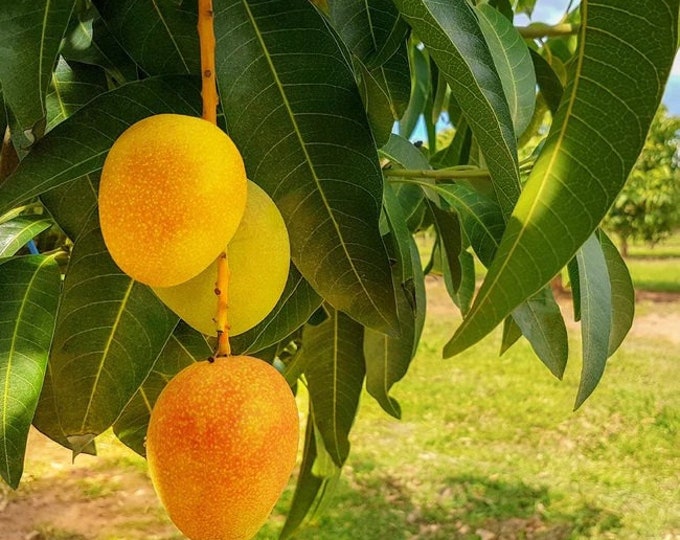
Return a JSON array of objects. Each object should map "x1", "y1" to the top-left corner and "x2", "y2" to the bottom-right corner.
[
  {"x1": 603, "y1": 105, "x2": 680, "y2": 256},
  {"x1": 0, "y1": 0, "x2": 678, "y2": 537}
]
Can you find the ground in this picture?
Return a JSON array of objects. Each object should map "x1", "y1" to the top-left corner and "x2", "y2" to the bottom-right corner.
[{"x1": 1, "y1": 277, "x2": 679, "y2": 540}]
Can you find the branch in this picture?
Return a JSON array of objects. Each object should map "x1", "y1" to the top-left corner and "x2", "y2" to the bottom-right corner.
[
  {"x1": 383, "y1": 167, "x2": 491, "y2": 181},
  {"x1": 516, "y1": 23, "x2": 579, "y2": 39}
]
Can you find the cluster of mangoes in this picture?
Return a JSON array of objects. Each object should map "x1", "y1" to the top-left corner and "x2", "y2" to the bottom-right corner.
[{"x1": 98, "y1": 113, "x2": 299, "y2": 540}]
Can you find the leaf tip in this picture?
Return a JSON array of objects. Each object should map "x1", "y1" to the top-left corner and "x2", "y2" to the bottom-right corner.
[{"x1": 67, "y1": 433, "x2": 97, "y2": 461}]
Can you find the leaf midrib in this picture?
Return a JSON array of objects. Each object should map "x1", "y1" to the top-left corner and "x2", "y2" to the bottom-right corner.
[
  {"x1": 453, "y1": 1, "x2": 589, "y2": 341},
  {"x1": 2, "y1": 256, "x2": 52, "y2": 482},
  {"x1": 78, "y1": 279, "x2": 134, "y2": 432},
  {"x1": 241, "y1": 1, "x2": 389, "y2": 329}
]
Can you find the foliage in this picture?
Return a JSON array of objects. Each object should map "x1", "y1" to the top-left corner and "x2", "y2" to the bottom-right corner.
[
  {"x1": 0, "y1": 0, "x2": 678, "y2": 536},
  {"x1": 603, "y1": 105, "x2": 680, "y2": 255}
]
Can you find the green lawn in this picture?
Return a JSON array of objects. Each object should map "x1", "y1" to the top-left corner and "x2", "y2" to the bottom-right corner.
[
  {"x1": 8, "y1": 280, "x2": 679, "y2": 539},
  {"x1": 259, "y1": 282, "x2": 680, "y2": 540}
]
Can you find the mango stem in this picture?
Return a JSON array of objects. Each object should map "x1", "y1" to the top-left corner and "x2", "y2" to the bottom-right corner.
[
  {"x1": 198, "y1": 0, "x2": 218, "y2": 125},
  {"x1": 198, "y1": 0, "x2": 231, "y2": 356}
]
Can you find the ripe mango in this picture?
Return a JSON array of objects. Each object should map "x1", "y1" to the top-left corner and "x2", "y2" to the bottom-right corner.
[
  {"x1": 99, "y1": 114, "x2": 247, "y2": 287},
  {"x1": 153, "y1": 180, "x2": 290, "y2": 336},
  {"x1": 146, "y1": 355, "x2": 299, "y2": 540}
]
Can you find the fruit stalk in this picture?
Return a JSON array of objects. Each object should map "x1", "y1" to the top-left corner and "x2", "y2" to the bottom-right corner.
[
  {"x1": 198, "y1": 0, "x2": 218, "y2": 124},
  {"x1": 215, "y1": 252, "x2": 231, "y2": 357},
  {"x1": 198, "y1": 0, "x2": 231, "y2": 356}
]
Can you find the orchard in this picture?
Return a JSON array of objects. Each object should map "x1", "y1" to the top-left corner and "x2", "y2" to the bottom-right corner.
[{"x1": 0, "y1": 0, "x2": 677, "y2": 539}]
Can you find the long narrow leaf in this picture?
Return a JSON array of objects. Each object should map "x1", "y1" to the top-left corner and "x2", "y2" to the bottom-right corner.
[
  {"x1": 214, "y1": 0, "x2": 398, "y2": 334},
  {"x1": 574, "y1": 235, "x2": 611, "y2": 409},
  {"x1": 0, "y1": 0, "x2": 76, "y2": 141},
  {"x1": 393, "y1": 0, "x2": 521, "y2": 216},
  {"x1": 0, "y1": 216, "x2": 52, "y2": 257},
  {"x1": 445, "y1": 0, "x2": 679, "y2": 357},
  {"x1": 48, "y1": 215, "x2": 177, "y2": 453},
  {"x1": 0, "y1": 255, "x2": 60, "y2": 488},
  {"x1": 301, "y1": 308, "x2": 365, "y2": 467}
]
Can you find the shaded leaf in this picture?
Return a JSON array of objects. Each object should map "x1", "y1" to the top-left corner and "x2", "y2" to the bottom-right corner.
[
  {"x1": 574, "y1": 234, "x2": 611, "y2": 409},
  {"x1": 215, "y1": 0, "x2": 398, "y2": 334},
  {"x1": 529, "y1": 49, "x2": 564, "y2": 115},
  {"x1": 114, "y1": 323, "x2": 211, "y2": 456},
  {"x1": 364, "y1": 236, "x2": 425, "y2": 419},
  {"x1": 0, "y1": 0, "x2": 76, "y2": 142},
  {"x1": 0, "y1": 76, "x2": 201, "y2": 216},
  {"x1": 46, "y1": 58, "x2": 108, "y2": 131},
  {"x1": 231, "y1": 265, "x2": 323, "y2": 355},
  {"x1": 41, "y1": 174, "x2": 99, "y2": 241},
  {"x1": 0, "y1": 255, "x2": 60, "y2": 488},
  {"x1": 475, "y1": 3, "x2": 536, "y2": 137},
  {"x1": 399, "y1": 43, "x2": 431, "y2": 140},
  {"x1": 598, "y1": 230, "x2": 634, "y2": 356},
  {"x1": 93, "y1": 0, "x2": 199, "y2": 75},
  {"x1": 48, "y1": 215, "x2": 177, "y2": 452},
  {"x1": 393, "y1": 0, "x2": 520, "y2": 216},
  {"x1": 301, "y1": 307, "x2": 365, "y2": 467},
  {"x1": 446, "y1": 0, "x2": 679, "y2": 357},
  {"x1": 500, "y1": 316, "x2": 522, "y2": 355},
  {"x1": 511, "y1": 287, "x2": 568, "y2": 379},
  {"x1": 61, "y1": 5, "x2": 137, "y2": 83},
  {"x1": 328, "y1": 0, "x2": 407, "y2": 67},
  {"x1": 0, "y1": 216, "x2": 53, "y2": 257}
]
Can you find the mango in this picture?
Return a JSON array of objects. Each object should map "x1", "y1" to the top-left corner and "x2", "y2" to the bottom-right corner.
[
  {"x1": 153, "y1": 180, "x2": 290, "y2": 336},
  {"x1": 146, "y1": 355, "x2": 299, "y2": 540},
  {"x1": 99, "y1": 114, "x2": 247, "y2": 287}
]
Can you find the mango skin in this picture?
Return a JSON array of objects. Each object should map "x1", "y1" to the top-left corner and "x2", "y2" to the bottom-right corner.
[
  {"x1": 146, "y1": 356, "x2": 299, "y2": 540},
  {"x1": 99, "y1": 114, "x2": 247, "y2": 287},
  {"x1": 153, "y1": 180, "x2": 290, "y2": 336}
]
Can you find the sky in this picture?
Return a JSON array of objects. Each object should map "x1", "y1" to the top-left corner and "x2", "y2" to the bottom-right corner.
[{"x1": 516, "y1": 0, "x2": 680, "y2": 115}]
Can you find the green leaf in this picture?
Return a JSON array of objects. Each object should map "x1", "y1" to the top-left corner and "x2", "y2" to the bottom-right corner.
[
  {"x1": 230, "y1": 265, "x2": 323, "y2": 355},
  {"x1": 430, "y1": 115, "x2": 472, "y2": 169},
  {"x1": 214, "y1": 0, "x2": 398, "y2": 334},
  {"x1": 0, "y1": 0, "x2": 76, "y2": 142},
  {"x1": 399, "y1": 43, "x2": 431, "y2": 139},
  {"x1": 364, "y1": 236, "x2": 425, "y2": 419},
  {"x1": 598, "y1": 231, "x2": 634, "y2": 357},
  {"x1": 511, "y1": 287, "x2": 568, "y2": 379},
  {"x1": 428, "y1": 204, "x2": 462, "y2": 292},
  {"x1": 500, "y1": 315, "x2": 522, "y2": 355},
  {"x1": 380, "y1": 134, "x2": 429, "y2": 230},
  {"x1": 475, "y1": 3, "x2": 536, "y2": 137},
  {"x1": 574, "y1": 234, "x2": 611, "y2": 409},
  {"x1": 40, "y1": 174, "x2": 99, "y2": 241},
  {"x1": 393, "y1": 0, "x2": 521, "y2": 216},
  {"x1": 0, "y1": 76, "x2": 201, "y2": 216},
  {"x1": 61, "y1": 5, "x2": 137, "y2": 83},
  {"x1": 445, "y1": 0, "x2": 679, "y2": 357},
  {"x1": 357, "y1": 44, "x2": 411, "y2": 146},
  {"x1": 47, "y1": 215, "x2": 178, "y2": 453},
  {"x1": 0, "y1": 85, "x2": 7, "y2": 141},
  {"x1": 93, "y1": 0, "x2": 199, "y2": 76},
  {"x1": 529, "y1": 49, "x2": 564, "y2": 115},
  {"x1": 279, "y1": 404, "x2": 341, "y2": 540},
  {"x1": 0, "y1": 216, "x2": 52, "y2": 257},
  {"x1": 113, "y1": 323, "x2": 212, "y2": 457},
  {"x1": 46, "y1": 58, "x2": 108, "y2": 131},
  {"x1": 328, "y1": 0, "x2": 407, "y2": 67},
  {"x1": 0, "y1": 254, "x2": 60, "y2": 488},
  {"x1": 301, "y1": 307, "x2": 365, "y2": 467}
]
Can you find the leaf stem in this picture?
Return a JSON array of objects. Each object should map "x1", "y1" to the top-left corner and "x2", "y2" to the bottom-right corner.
[
  {"x1": 516, "y1": 23, "x2": 579, "y2": 39},
  {"x1": 383, "y1": 167, "x2": 491, "y2": 181}
]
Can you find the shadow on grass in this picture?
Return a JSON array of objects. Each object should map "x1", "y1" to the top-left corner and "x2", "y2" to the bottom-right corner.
[{"x1": 287, "y1": 470, "x2": 622, "y2": 539}]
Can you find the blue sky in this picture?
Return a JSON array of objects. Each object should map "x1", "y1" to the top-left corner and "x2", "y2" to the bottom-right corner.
[{"x1": 516, "y1": 0, "x2": 680, "y2": 115}]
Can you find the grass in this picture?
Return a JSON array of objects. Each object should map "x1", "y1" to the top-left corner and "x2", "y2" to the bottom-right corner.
[
  {"x1": 254, "y1": 285, "x2": 680, "y2": 540},
  {"x1": 9, "y1": 235, "x2": 679, "y2": 540}
]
